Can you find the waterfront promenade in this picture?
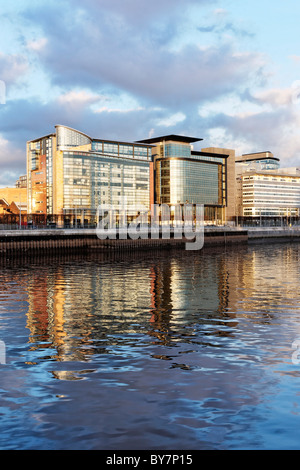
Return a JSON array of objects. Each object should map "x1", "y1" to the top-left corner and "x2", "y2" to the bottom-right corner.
[{"x1": 0, "y1": 225, "x2": 300, "y2": 256}]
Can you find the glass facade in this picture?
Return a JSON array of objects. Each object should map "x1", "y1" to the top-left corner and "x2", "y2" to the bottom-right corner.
[
  {"x1": 151, "y1": 138, "x2": 228, "y2": 223},
  {"x1": 27, "y1": 126, "x2": 152, "y2": 225},
  {"x1": 242, "y1": 173, "x2": 300, "y2": 217},
  {"x1": 162, "y1": 143, "x2": 191, "y2": 158},
  {"x1": 255, "y1": 159, "x2": 280, "y2": 170},
  {"x1": 27, "y1": 129, "x2": 231, "y2": 225},
  {"x1": 56, "y1": 125, "x2": 91, "y2": 149},
  {"x1": 155, "y1": 142, "x2": 226, "y2": 206},
  {"x1": 236, "y1": 154, "x2": 281, "y2": 176},
  {"x1": 157, "y1": 159, "x2": 222, "y2": 205},
  {"x1": 91, "y1": 140, "x2": 151, "y2": 160},
  {"x1": 63, "y1": 152, "x2": 150, "y2": 214}
]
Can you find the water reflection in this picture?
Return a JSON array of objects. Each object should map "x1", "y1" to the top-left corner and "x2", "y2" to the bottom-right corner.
[
  {"x1": 18, "y1": 250, "x2": 238, "y2": 363},
  {"x1": 2, "y1": 244, "x2": 300, "y2": 365},
  {"x1": 1, "y1": 244, "x2": 300, "y2": 449}
]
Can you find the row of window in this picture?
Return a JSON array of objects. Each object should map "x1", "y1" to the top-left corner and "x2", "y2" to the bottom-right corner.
[
  {"x1": 244, "y1": 177, "x2": 300, "y2": 183},
  {"x1": 157, "y1": 159, "x2": 222, "y2": 206},
  {"x1": 244, "y1": 201, "x2": 300, "y2": 206},
  {"x1": 91, "y1": 142, "x2": 151, "y2": 160},
  {"x1": 244, "y1": 210, "x2": 299, "y2": 216},
  {"x1": 243, "y1": 192, "x2": 300, "y2": 198}
]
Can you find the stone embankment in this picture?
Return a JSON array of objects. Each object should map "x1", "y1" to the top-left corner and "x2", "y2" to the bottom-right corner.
[
  {"x1": 0, "y1": 227, "x2": 248, "y2": 256},
  {"x1": 0, "y1": 226, "x2": 299, "y2": 257}
]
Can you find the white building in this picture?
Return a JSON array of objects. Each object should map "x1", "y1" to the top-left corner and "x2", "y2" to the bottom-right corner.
[{"x1": 236, "y1": 152, "x2": 300, "y2": 221}]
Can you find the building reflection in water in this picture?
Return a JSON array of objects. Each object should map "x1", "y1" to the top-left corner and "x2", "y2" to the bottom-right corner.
[
  {"x1": 18, "y1": 243, "x2": 300, "y2": 371},
  {"x1": 22, "y1": 250, "x2": 236, "y2": 363}
]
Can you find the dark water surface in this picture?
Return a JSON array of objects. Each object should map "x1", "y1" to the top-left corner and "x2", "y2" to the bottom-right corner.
[{"x1": 1, "y1": 243, "x2": 300, "y2": 450}]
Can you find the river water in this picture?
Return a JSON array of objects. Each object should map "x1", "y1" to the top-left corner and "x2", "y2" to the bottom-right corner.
[{"x1": 1, "y1": 242, "x2": 300, "y2": 450}]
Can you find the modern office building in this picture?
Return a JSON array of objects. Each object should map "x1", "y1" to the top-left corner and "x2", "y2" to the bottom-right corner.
[
  {"x1": 236, "y1": 152, "x2": 300, "y2": 221},
  {"x1": 27, "y1": 126, "x2": 237, "y2": 226},
  {"x1": 137, "y1": 135, "x2": 236, "y2": 224},
  {"x1": 27, "y1": 125, "x2": 153, "y2": 226}
]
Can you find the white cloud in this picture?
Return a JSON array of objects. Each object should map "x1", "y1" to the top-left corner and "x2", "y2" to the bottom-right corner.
[
  {"x1": 2, "y1": 0, "x2": 300, "y2": 182},
  {"x1": 0, "y1": 135, "x2": 25, "y2": 186},
  {"x1": 213, "y1": 8, "x2": 228, "y2": 17},
  {"x1": 156, "y1": 112, "x2": 186, "y2": 127},
  {"x1": 0, "y1": 53, "x2": 28, "y2": 85},
  {"x1": 58, "y1": 90, "x2": 105, "y2": 106},
  {"x1": 206, "y1": 105, "x2": 300, "y2": 167},
  {"x1": 289, "y1": 55, "x2": 300, "y2": 63},
  {"x1": 26, "y1": 37, "x2": 48, "y2": 52},
  {"x1": 94, "y1": 106, "x2": 145, "y2": 114},
  {"x1": 253, "y1": 87, "x2": 295, "y2": 108},
  {"x1": 21, "y1": 1, "x2": 266, "y2": 109}
]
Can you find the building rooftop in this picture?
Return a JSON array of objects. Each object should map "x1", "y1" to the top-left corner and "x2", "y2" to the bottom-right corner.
[
  {"x1": 242, "y1": 151, "x2": 273, "y2": 156},
  {"x1": 28, "y1": 133, "x2": 56, "y2": 143},
  {"x1": 242, "y1": 169, "x2": 300, "y2": 178},
  {"x1": 236, "y1": 151, "x2": 280, "y2": 163},
  {"x1": 93, "y1": 137, "x2": 153, "y2": 147},
  {"x1": 192, "y1": 150, "x2": 229, "y2": 158},
  {"x1": 136, "y1": 134, "x2": 203, "y2": 145}
]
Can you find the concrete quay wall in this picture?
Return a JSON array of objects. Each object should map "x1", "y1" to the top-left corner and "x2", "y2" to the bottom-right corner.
[
  {"x1": 0, "y1": 227, "x2": 248, "y2": 256},
  {"x1": 248, "y1": 227, "x2": 300, "y2": 243},
  {"x1": 1, "y1": 227, "x2": 300, "y2": 256}
]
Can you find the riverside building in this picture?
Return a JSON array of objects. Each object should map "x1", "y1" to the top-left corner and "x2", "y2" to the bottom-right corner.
[
  {"x1": 236, "y1": 152, "x2": 300, "y2": 223},
  {"x1": 27, "y1": 126, "x2": 236, "y2": 226},
  {"x1": 27, "y1": 125, "x2": 153, "y2": 226},
  {"x1": 137, "y1": 135, "x2": 236, "y2": 224}
]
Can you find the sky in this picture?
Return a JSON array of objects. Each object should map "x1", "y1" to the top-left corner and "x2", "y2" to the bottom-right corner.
[{"x1": 1, "y1": 0, "x2": 300, "y2": 186}]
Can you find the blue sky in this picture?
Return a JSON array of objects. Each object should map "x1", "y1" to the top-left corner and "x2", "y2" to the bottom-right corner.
[{"x1": 1, "y1": 0, "x2": 300, "y2": 186}]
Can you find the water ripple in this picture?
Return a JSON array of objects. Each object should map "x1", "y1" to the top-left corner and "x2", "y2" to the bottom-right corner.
[{"x1": 1, "y1": 244, "x2": 300, "y2": 449}]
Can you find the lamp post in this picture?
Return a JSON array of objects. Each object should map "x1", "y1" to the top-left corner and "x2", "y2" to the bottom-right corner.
[{"x1": 19, "y1": 192, "x2": 21, "y2": 230}]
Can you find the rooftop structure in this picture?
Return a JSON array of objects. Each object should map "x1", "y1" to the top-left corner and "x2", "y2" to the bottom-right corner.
[{"x1": 136, "y1": 134, "x2": 203, "y2": 145}]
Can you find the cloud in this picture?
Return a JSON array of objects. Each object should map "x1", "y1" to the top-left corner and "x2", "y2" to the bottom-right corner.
[
  {"x1": 207, "y1": 106, "x2": 300, "y2": 166},
  {"x1": 20, "y1": 0, "x2": 265, "y2": 109},
  {"x1": 156, "y1": 112, "x2": 186, "y2": 127},
  {"x1": 213, "y1": 8, "x2": 228, "y2": 17},
  {"x1": 198, "y1": 22, "x2": 254, "y2": 38},
  {"x1": 57, "y1": 90, "x2": 108, "y2": 113},
  {"x1": 0, "y1": 52, "x2": 28, "y2": 85},
  {"x1": 0, "y1": 135, "x2": 26, "y2": 186},
  {"x1": 26, "y1": 37, "x2": 48, "y2": 52},
  {"x1": 71, "y1": 0, "x2": 212, "y2": 27},
  {"x1": 30, "y1": 41, "x2": 265, "y2": 109},
  {"x1": 0, "y1": 93, "x2": 174, "y2": 146},
  {"x1": 252, "y1": 88, "x2": 295, "y2": 108},
  {"x1": 289, "y1": 55, "x2": 300, "y2": 63},
  {"x1": 3, "y1": 0, "x2": 300, "y2": 184},
  {"x1": 240, "y1": 83, "x2": 300, "y2": 109},
  {"x1": 197, "y1": 7, "x2": 255, "y2": 39},
  {"x1": 2, "y1": 83, "x2": 300, "y2": 184},
  {"x1": 94, "y1": 105, "x2": 145, "y2": 114}
]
